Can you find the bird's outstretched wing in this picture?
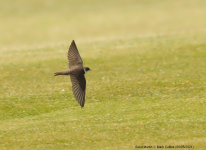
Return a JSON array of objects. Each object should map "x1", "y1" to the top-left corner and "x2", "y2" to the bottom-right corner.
[
  {"x1": 68, "y1": 40, "x2": 83, "y2": 68},
  {"x1": 70, "y1": 74, "x2": 86, "y2": 107}
]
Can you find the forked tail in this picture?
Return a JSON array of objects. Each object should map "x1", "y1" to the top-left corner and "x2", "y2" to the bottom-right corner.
[
  {"x1": 54, "y1": 69, "x2": 70, "y2": 76},
  {"x1": 54, "y1": 72, "x2": 61, "y2": 76}
]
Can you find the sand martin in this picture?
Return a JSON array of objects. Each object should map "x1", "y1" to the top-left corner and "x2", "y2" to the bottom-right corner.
[{"x1": 54, "y1": 40, "x2": 91, "y2": 107}]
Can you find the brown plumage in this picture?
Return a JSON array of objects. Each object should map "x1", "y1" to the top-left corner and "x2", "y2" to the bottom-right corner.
[{"x1": 54, "y1": 40, "x2": 91, "y2": 107}]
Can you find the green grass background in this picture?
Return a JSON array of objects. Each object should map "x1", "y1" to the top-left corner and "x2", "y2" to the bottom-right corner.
[{"x1": 1, "y1": 0, "x2": 206, "y2": 149}]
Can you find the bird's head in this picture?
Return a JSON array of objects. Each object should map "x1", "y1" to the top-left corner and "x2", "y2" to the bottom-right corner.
[{"x1": 84, "y1": 67, "x2": 91, "y2": 74}]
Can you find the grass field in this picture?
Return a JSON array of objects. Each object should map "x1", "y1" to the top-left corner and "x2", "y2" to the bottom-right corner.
[{"x1": 1, "y1": 0, "x2": 206, "y2": 149}]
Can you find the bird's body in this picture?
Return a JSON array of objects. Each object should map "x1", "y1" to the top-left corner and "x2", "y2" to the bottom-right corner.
[
  {"x1": 54, "y1": 40, "x2": 91, "y2": 107},
  {"x1": 54, "y1": 65, "x2": 85, "y2": 76}
]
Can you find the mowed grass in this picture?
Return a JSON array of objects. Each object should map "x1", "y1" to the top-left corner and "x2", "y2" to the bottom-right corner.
[{"x1": 1, "y1": 0, "x2": 206, "y2": 149}]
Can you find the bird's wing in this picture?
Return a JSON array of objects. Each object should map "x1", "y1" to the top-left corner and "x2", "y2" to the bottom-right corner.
[
  {"x1": 68, "y1": 40, "x2": 83, "y2": 68},
  {"x1": 70, "y1": 74, "x2": 86, "y2": 107}
]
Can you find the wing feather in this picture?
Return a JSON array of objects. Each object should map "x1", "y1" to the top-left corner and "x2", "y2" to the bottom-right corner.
[
  {"x1": 68, "y1": 40, "x2": 83, "y2": 68},
  {"x1": 70, "y1": 74, "x2": 86, "y2": 107}
]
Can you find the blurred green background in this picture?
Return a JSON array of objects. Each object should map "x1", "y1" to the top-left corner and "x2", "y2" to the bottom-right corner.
[
  {"x1": 1, "y1": 0, "x2": 206, "y2": 48},
  {"x1": 1, "y1": 0, "x2": 206, "y2": 149}
]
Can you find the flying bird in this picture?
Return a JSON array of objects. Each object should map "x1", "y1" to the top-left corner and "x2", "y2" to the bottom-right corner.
[{"x1": 54, "y1": 40, "x2": 91, "y2": 107}]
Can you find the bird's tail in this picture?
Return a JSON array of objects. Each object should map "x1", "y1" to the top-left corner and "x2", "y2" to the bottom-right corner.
[
  {"x1": 54, "y1": 72, "x2": 61, "y2": 76},
  {"x1": 54, "y1": 69, "x2": 70, "y2": 76}
]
